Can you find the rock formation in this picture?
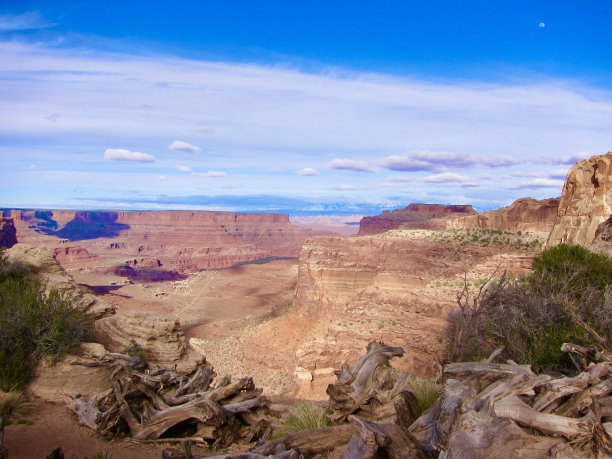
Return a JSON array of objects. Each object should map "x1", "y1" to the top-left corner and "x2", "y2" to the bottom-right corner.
[
  {"x1": 5, "y1": 209, "x2": 316, "y2": 273},
  {"x1": 0, "y1": 217, "x2": 17, "y2": 248},
  {"x1": 357, "y1": 204, "x2": 476, "y2": 235},
  {"x1": 94, "y1": 310, "x2": 203, "y2": 373},
  {"x1": 448, "y1": 197, "x2": 559, "y2": 234},
  {"x1": 547, "y1": 151, "x2": 612, "y2": 247},
  {"x1": 290, "y1": 231, "x2": 534, "y2": 398}
]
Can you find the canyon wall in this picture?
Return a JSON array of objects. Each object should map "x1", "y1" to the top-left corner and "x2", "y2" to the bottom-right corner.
[
  {"x1": 357, "y1": 204, "x2": 476, "y2": 235},
  {"x1": 547, "y1": 151, "x2": 612, "y2": 248},
  {"x1": 447, "y1": 197, "x2": 559, "y2": 234},
  {"x1": 290, "y1": 232, "x2": 533, "y2": 398},
  {"x1": 0, "y1": 217, "x2": 17, "y2": 248},
  {"x1": 4, "y1": 209, "x2": 315, "y2": 273}
]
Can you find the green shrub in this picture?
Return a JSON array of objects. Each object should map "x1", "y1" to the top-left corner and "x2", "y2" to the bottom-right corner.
[
  {"x1": 272, "y1": 402, "x2": 331, "y2": 438},
  {"x1": 0, "y1": 254, "x2": 91, "y2": 390},
  {"x1": 447, "y1": 245, "x2": 612, "y2": 373}
]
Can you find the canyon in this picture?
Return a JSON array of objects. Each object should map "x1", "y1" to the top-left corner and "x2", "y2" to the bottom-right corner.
[{"x1": 2, "y1": 152, "x2": 611, "y2": 403}]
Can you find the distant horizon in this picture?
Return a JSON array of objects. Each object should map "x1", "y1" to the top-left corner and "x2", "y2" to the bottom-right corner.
[{"x1": 1, "y1": 2, "x2": 610, "y2": 212}]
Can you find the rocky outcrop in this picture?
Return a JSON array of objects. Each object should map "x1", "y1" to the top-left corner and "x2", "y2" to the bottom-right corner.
[
  {"x1": 0, "y1": 217, "x2": 17, "y2": 248},
  {"x1": 589, "y1": 216, "x2": 612, "y2": 255},
  {"x1": 6, "y1": 209, "x2": 316, "y2": 273},
  {"x1": 94, "y1": 310, "x2": 203, "y2": 372},
  {"x1": 358, "y1": 204, "x2": 476, "y2": 235},
  {"x1": 2, "y1": 244, "x2": 114, "y2": 318},
  {"x1": 547, "y1": 151, "x2": 612, "y2": 247},
  {"x1": 448, "y1": 197, "x2": 559, "y2": 234}
]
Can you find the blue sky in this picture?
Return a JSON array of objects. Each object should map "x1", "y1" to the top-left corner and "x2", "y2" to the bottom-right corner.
[{"x1": 1, "y1": 1, "x2": 611, "y2": 214}]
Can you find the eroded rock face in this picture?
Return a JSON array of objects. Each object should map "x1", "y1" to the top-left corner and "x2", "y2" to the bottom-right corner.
[
  {"x1": 291, "y1": 232, "x2": 533, "y2": 398},
  {"x1": 547, "y1": 152, "x2": 612, "y2": 247},
  {"x1": 2, "y1": 244, "x2": 114, "y2": 318},
  {"x1": 94, "y1": 310, "x2": 203, "y2": 372},
  {"x1": 357, "y1": 204, "x2": 476, "y2": 235},
  {"x1": 448, "y1": 197, "x2": 559, "y2": 234},
  {"x1": 0, "y1": 217, "x2": 17, "y2": 248},
  {"x1": 6, "y1": 209, "x2": 316, "y2": 273}
]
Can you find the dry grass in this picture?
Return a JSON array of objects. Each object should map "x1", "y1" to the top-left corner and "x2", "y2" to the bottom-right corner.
[
  {"x1": 0, "y1": 390, "x2": 28, "y2": 424},
  {"x1": 272, "y1": 402, "x2": 331, "y2": 438},
  {"x1": 393, "y1": 374, "x2": 440, "y2": 416}
]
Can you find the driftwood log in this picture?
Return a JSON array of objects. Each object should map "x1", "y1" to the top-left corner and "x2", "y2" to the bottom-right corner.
[
  {"x1": 410, "y1": 344, "x2": 612, "y2": 458},
  {"x1": 68, "y1": 351, "x2": 271, "y2": 449}
]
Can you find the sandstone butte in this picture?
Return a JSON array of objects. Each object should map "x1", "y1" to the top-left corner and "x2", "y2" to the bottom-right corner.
[
  {"x1": 2, "y1": 209, "x2": 318, "y2": 273},
  {"x1": 547, "y1": 151, "x2": 612, "y2": 250},
  {"x1": 357, "y1": 203, "x2": 476, "y2": 235},
  {"x1": 0, "y1": 217, "x2": 17, "y2": 248}
]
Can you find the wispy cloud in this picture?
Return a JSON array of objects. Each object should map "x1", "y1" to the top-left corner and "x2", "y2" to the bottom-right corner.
[
  {"x1": 0, "y1": 12, "x2": 55, "y2": 32},
  {"x1": 424, "y1": 172, "x2": 480, "y2": 187},
  {"x1": 380, "y1": 151, "x2": 520, "y2": 172},
  {"x1": 328, "y1": 159, "x2": 376, "y2": 172},
  {"x1": 104, "y1": 148, "x2": 156, "y2": 163},
  {"x1": 176, "y1": 165, "x2": 192, "y2": 172},
  {"x1": 506, "y1": 178, "x2": 564, "y2": 190},
  {"x1": 298, "y1": 168, "x2": 319, "y2": 176},
  {"x1": 169, "y1": 140, "x2": 202, "y2": 152},
  {"x1": 199, "y1": 170, "x2": 227, "y2": 177},
  {"x1": 547, "y1": 152, "x2": 590, "y2": 165}
]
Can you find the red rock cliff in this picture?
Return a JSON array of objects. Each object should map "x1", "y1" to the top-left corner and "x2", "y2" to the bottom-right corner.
[
  {"x1": 6, "y1": 209, "x2": 314, "y2": 272},
  {"x1": 358, "y1": 204, "x2": 476, "y2": 236}
]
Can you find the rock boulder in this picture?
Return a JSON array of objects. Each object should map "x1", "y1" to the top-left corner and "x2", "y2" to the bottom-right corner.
[{"x1": 94, "y1": 310, "x2": 204, "y2": 373}]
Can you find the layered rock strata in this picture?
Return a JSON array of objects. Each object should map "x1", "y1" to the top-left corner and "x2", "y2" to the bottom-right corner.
[
  {"x1": 357, "y1": 204, "x2": 476, "y2": 235},
  {"x1": 5, "y1": 209, "x2": 315, "y2": 273},
  {"x1": 547, "y1": 151, "x2": 612, "y2": 247},
  {"x1": 291, "y1": 231, "x2": 534, "y2": 398},
  {"x1": 0, "y1": 217, "x2": 17, "y2": 248},
  {"x1": 447, "y1": 197, "x2": 559, "y2": 234}
]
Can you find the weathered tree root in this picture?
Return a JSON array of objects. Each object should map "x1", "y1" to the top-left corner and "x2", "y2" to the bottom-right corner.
[{"x1": 68, "y1": 352, "x2": 272, "y2": 449}]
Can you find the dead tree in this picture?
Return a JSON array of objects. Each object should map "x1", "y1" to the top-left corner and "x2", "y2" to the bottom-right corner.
[{"x1": 68, "y1": 352, "x2": 272, "y2": 449}]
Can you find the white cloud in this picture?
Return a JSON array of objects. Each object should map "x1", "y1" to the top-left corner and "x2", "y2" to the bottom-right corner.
[
  {"x1": 200, "y1": 170, "x2": 227, "y2": 177},
  {"x1": 158, "y1": 175, "x2": 167, "y2": 180},
  {"x1": 328, "y1": 159, "x2": 376, "y2": 172},
  {"x1": 507, "y1": 178, "x2": 564, "y2": 189},
  {"x1": 169, "y1": 140, "x2": 202, "y2": 152},
  {"x1": 29, "y1": 164, "x2": 37, "y2": 169},
  {"x1": 298, "y1": 168, "x2": 319, "y2": 176},
  {"x1": 0, "y1": 12, "x2": 54, "y2": 32},
  {"x1": 329, "y1": 185, "x2": 359, "y2": 190},
  {"x1": 176, "y1": 165, "x2": 192, "y2": 172},
  {"x1": 539, "y1": 22, "x2": 546, "y2": 28},
  {"x1": 423, "y1": 172, "x2": 480, "y2": 187},
  {"x1": 195, "y1": 127, "x2": 213, "y2": 134},
  {"x1": 103, "y1": 148, "x2": 156, "y2": 163},
  {"x1": 548, "y1": 152, "x2": 590, "y2": 165}
]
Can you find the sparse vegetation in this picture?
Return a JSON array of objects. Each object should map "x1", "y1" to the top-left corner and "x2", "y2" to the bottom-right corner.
[
  {"x1": 272, "y1": 402, "x2": 331, "y2": 438},
  {"x1": 447, "y1": 244, "x2": 612, "y2": 373},
  {"x1": 404, "y1": 376, "x2": 439, "y2": 416},
  {"x1": 0, "y1": 253, "x2": 91, "y2": 390},
  {"x1": 0, "y1": 390, "x2": 27, "y2": 425}
]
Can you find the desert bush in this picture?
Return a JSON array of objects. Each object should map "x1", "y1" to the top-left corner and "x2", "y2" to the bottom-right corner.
[
  {"x1": 447, "y1": 245, "x2": 612, "y2": 373},
  {"x1": 272, "y1": 402, "x2": 331, "y2": 438},
  {"x1": 0, "y1": 255, "x2": 91, "y2": 391}
]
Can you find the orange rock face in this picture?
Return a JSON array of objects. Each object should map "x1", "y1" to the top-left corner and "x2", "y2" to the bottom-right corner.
[
  {"x1": 6, "y1": 209, "x2": 316, "y2": 274},
  {"x1": 357, "y1": 204, "x2": 476, "y2": 235},
  {"x1": 547, "y1": 151, "x2": 612, "y2": 247},
  {"x1": 448, "y1": 197, "x2": 559, "y2": 234}
]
